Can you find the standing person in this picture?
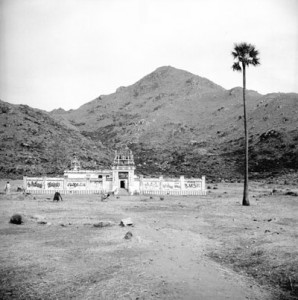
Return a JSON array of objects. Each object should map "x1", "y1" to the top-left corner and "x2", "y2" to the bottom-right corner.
[{"x1": 4, "y1": 182, "x2": 11, "y2": 194}]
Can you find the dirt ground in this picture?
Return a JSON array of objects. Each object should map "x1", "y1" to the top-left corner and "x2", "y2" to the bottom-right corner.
[{"x1": 0, "y1": 181, "x2": 297, "y2": 300}]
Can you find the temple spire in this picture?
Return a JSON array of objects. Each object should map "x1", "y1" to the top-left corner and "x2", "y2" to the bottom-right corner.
[
  {"x1": 112, "y1": 145, "x2": 135, "y2": 166},
  {"x1": 71, "y1": 155, "x2": 81, "y2": 171}
]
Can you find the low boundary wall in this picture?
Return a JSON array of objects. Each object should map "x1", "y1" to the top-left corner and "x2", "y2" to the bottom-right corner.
[
  {"x1": 23, "y1": 177, "x2": 109, "y2": 195},
  {"x1": 139, "y1": 176, "x2": 206, "y2": 196},
  {"x1": 23, "y1": 175, "x2": 206, "y2": 196},
  {"x1": 26, "y1": 189, "x2": 104, "y2": 195},
  {"x1": 141, "y1": 190, "x2": 206, "y2": 196}
]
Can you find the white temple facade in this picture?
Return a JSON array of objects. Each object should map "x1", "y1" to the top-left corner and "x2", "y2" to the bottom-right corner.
[
  {"x1": 111, "y1": 146, "x2": 136, "y2": 193},
  {"x1": 23, "y1": 146, "x2": 206, "y2": 195}
]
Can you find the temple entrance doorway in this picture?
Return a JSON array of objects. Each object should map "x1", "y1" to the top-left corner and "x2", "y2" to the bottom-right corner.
[
  {"x1": 119, "y1": 172, "x2": 128, "y2": 190},
  {"x1": 120, "y1": 180, "x2": 125, "y2": 189},
  {"x1": 112, "y1": 147, "x2": 135, "y2": 193}
]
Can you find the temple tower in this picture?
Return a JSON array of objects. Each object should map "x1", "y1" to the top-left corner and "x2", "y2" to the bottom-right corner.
[
  {"x1": 71, "y1": 155, "x2": 81, "y2": 171},
  {"x1": 112, "y1": 145, "x2": 135, "y2": 193}
]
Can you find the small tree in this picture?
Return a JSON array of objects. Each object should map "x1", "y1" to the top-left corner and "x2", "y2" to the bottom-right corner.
[{"x1": 232, "y1": 43, "x2": 260, "y2": 206}]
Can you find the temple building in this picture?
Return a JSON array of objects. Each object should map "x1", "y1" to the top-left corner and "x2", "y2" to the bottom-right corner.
[
  {"x1": 112, "y1": 146, "x2": 135, "y2": 191},
  {"x1": 62, "y1": 146, "x2": 136, "y2": 193},
  {"x1": 24, "y1": 146, "x2": 206, "y2": 195}
]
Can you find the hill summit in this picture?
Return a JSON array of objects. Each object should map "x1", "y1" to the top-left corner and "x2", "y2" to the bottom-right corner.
[{"x1": 1, "y1": 66, "x2": 297, "y2": 182}]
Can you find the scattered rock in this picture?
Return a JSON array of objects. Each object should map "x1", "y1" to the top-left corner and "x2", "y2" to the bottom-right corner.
[
  {"x1": 9, "y1": 214, "x2": 23, "y2": 225},
  {"x1": 265, "y1": 230, "x2": 271, "y2": 233},
  {"x1": 160, "y1": 197, "x2": 164, "y2": 201},
  {"x1": 284, "y1": 191, "x2": 298, "y2": 196},
  {"x1": 93, "y1": 221, "x2": 113, "y2": 228},
  {"x1": 37, "y1": 221, "x2": 47, "y2": 225},
  {"x1": 120, "y1": 218, "x2": 134, "y2": 227},
  {"x1": 59, "y1": 222, "x2": 71, "y2": 227},
  {"x1": 124, "y1": 231, "x2": 133, "y2": 239},
  {"x1": 260, "y1": 129, "x2": 281, "y2": 141}
]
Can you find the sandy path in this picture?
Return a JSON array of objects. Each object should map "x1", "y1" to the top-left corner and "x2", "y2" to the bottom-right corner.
[
  {"x1": 0, "y1": 190, "x2": 279, "y2": 299},
  {"x1": 121, "y1": 201, "x2": 273, "y2": 300}
]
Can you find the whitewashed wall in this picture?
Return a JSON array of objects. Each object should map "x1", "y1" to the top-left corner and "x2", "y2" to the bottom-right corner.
[
  {"x1": 139, "y1": 176, "x2": 206, "y2": 195},
  {"x1": 24, "y1": 175, "x2": 206, "y2": 195},
  {"x1": 24, "y1": 177, "x2": 108, "y2": 194}
]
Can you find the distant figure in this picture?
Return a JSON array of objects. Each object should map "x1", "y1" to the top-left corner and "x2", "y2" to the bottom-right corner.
[
  {"x1": 101, "y1": 191, "x2": 110, "y2": 201},
  {"x1": 17, "y1": 186, "x2": 24, "y2": 192},
  {"x1": 53, "y1": 192, "x2": 63, "y2": 201},
  {"x1": 4, "y1": 182, "x2": 11, "y2": 194}
]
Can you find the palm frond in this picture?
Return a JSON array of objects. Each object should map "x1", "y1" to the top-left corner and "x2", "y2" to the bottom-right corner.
[
  {"x1": 249, "y1": 47, "x2": 259, "y2": 58},
  {"x1": 251, "y1": 57, "x2": 260, "y2": 66},
  {"x1": 232, "y1": 62, "x2": 242, "y2": 72},
  {"x1": 231, "y1": 51, "x2": 238, "y2": 59}
]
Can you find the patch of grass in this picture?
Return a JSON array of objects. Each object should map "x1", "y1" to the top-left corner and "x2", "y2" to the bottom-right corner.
[{"x1": 209, "y1": 245, "x2": 298, "y2": 299}]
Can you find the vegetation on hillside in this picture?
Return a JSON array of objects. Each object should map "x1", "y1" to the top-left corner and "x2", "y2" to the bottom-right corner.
[{"x1": 1, "y1": 66, "x2": 297, "y2": 181}]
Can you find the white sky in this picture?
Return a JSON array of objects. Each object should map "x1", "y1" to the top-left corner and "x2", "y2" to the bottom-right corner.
[{"x1": 0, "y1": 0, "x2": 297, "y2": 111}]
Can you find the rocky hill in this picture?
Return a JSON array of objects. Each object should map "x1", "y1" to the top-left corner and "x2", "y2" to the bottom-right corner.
[
  {"x1": 1, "y1": 66, "x2": 297, "y2": 182},
  {"x1": 0, "y1": 101, "x2": 109, "y2": 178},
  {"x1": 50, "y1": 66, "x2": 298, "y2": 181}
]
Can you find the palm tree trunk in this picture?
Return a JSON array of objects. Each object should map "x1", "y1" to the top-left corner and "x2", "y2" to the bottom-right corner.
[{"x1": 242, "y1": 64, "x2": 250, "y2": 206}]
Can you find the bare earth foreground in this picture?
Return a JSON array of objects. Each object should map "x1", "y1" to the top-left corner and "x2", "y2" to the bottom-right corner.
[{"x1": 0, "y1": 181, "x2": 297, "y2": 300}]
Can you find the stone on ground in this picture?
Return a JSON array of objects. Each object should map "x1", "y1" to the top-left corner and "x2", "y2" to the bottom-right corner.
[
  {"x1": 124, "y1": 231, "x2": 133, "y2": 239},
  {"x1": 120, "y1": 218, "x2": 133, "y2": 227},
  {"x1": 93, "y1": 221, "x2": 114, "y2": 228}
]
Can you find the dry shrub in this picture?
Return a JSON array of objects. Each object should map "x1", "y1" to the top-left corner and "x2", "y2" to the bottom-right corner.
[{"x1": 9, "y1": 214, "x2": 23, "y2": 225}]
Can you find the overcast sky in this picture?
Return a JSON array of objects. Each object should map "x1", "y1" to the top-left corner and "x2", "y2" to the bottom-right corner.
[{"x1": 0, "y1": 0, "x2": 297, "y2": 111}]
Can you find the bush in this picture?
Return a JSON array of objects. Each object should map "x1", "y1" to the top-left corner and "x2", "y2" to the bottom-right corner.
[{"x1": 9, "y1": 214, "x2": 23, "y2": 225}]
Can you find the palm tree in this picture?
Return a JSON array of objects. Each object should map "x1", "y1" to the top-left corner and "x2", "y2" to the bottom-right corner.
[{"x1": 232, "y1": 42, "x2": 260, "y2": 206}]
